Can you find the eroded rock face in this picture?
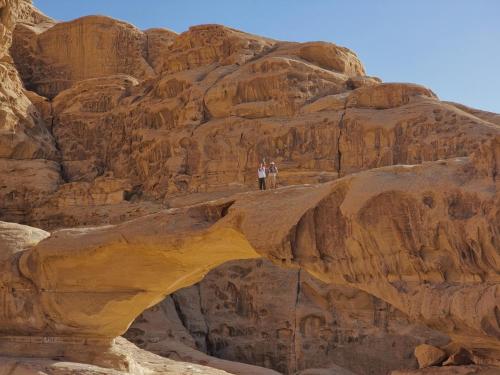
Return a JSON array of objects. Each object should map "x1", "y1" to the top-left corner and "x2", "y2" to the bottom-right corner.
[
  {"x1": 1, "y1": 2, "x2": 500, "y2": 374},
  {"x1": 155, "y1": 24, "x2": 275, "y2": 74},
  {"x1": 0, "y1": 1, "x2": 60, "y2": 225},
  {"x1": 0, "y1": 159, "x2": 61, "y2": 223},
  {"x1": 12, "y1": 15, "x2": 155, "y2": 98},
  {"x1": 0, "y1": 0, "x2": 56, "y2": 160},
  {"x1": 128, "y1": 259, "x2": 449, "y2": 375},
  {"x1": 38, "y1": 79, "x2": 499, "y2": 203},
  {"x1": 0, "y1": 153, "x2": 498, "y2": 355},
  {"x1": 346, "y1": 83, "x2": 436, "y2": 109},
  {"x1": 390, "y1": 366, "x2": 500, "y2": 375},
  {"x1": 5, "y1": 5, "x2": 499, "y2": 229}
]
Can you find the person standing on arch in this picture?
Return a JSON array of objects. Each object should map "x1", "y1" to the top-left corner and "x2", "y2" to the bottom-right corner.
[
  {"x1": 257, "y1": 163, "x2": 267, "y2": 190},
  {"x1": 268, "y1": 161, "x2": 278, "y2": 189}
]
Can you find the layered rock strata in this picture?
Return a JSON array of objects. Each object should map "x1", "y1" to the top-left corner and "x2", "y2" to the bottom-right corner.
[
  {"x1": 0, "y1": 1, "x2": 499, "y2": 374},
  {"x1": 127, "y1": 259, "x2": 449, "y2": 375},
  {"x1": 6, "y1": 8, "x2": 499, "y2": 230},
  {"x1": 1, "y1": 151, "x2": 498, "y2": 365}
]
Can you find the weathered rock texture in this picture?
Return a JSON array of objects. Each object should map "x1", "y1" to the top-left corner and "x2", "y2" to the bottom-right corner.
[
  {"x1": 1, "y1": 152, "x2": 499, "y2": 371},
  {"x1": 0, "y1": 0, "x2": 59, "y2": 225},
  {"x1": 127, "y1": 259, "x2": 449, "y2": 375},
  {"x1": 415, "y1": 344, "x2": 447, "y2": 368},
  {"x1": 0, "y1": 337, "x2": 236, "y2": 375},
  {"x1": 11, "y1": 15, "x2": 154, "y2": 98},
  {"x1": 0, "y1": 0, "x2": 56, "y2": 159},
  {"x1": 7, "y1": 6, "x2": 498, "y2": 229},
  {"x1": 391, "y1": 365, "x2": 500, "y2": 375},
  {"x1": 1, "y1": 1, "x2": 499, "y2": 374}
]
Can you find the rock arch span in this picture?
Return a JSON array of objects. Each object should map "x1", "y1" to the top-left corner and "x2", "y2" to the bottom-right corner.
[{"x1": 1, "y1": 153, "x2": 499, "y2": 367}]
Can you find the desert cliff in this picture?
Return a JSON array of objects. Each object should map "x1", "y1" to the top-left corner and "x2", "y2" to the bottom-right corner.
[{"x1": 0, "y1": 1, "x2": 499, "y2": 374}]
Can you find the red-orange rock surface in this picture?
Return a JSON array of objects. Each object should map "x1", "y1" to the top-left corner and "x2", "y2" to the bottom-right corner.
[
  {"x1": 11, "y1": 15, "x2": 155, "y2": 98},
  {"x1": 1, "y1": 154, "x2": 499, "y2": 372},
  {"x1": 415, "y1": 344, "x2": 447, "y2": 368},
  {"x1": 127, "y1": 259, "x2": 449, "y2": 374},
  {"x1": 5, "y1": 1, "x2": 498, "y2": 226},
  {"x1": 391, "y1": 366, "x2": 500, "y2": 375},
  {"x1": 0, "y1": 1, "x2": 499, "y2": 374}
]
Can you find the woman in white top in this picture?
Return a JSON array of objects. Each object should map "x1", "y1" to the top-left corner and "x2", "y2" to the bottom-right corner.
[{"x1": 257, "y1": 163, "x2": 267, "y2": 190}]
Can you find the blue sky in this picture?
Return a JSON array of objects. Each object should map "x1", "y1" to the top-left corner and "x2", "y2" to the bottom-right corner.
[{"x1": 34, "y1": 0, "x2": 500, "y2": 113}]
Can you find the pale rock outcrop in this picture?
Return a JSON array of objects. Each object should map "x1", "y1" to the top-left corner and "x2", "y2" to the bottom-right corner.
[
  {"x1": 0, "y1": 337, "x2": 234, "y2": 375},
  {"x1": 294, "y1": 41, "x2": 365, "y2": 76},
  {"x1": 300, "y1": 82, "x2": 432, "y2": 113},
  {"x1": 134, "y1": 339, "x2": 281, "y2": 375},
  {"x1": 203, "y1": 40, "x2": 366, "y2": 119},
  {"x1": 0, "y1": 220, "x2": 49, "y2": 261}
]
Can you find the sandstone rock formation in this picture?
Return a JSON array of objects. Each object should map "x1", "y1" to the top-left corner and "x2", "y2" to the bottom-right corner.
[
  {"x1": 0, "y1": 0, "x2": 59, "y2": 225},
  {"x1": 443, "y1": 348, "x2": 474, "y2": 367},
  {"x1": 1, "y1": 1, "x2": 499, "y2": 374},
  {"x1": 0, "y1": 337, "x2": 236, "y2": 375},
  {"x1": 1, "y1": 152, "x2": 499, "y2": 371},
  {"x1": 4, "y1": 1, "x2": 499, "y2": 229},
  {"x1": 11, "y1": 15, "x2": 155, "y2": 98},
  {"x1": 127, "y1": 259, "x2": 449, "y2": 375},
  {"x1": 0, "y1": 0, "x2": 56, "y2": 159},
  {"x1": 390, "y1": 366, "x2": 500, "y2": 375},
  {"x1": 415, "y1": 344, "x2": 447, "y2": 368}
]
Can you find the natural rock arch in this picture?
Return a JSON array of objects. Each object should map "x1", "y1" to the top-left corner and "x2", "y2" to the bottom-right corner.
[{"x1": 1, "y1": 153, "x2": 498, "y2": 364}]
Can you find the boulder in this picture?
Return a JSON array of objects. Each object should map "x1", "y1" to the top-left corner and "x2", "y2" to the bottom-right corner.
[
  {"x1": 414, "y1": 344, "x2": 447, "y2": 368},
  {"x1": 0, "y1": 221, "x2": 49, "y2": 261},
  {"x1": 443, "y1": 348, "x2": 474, "y2": 366}
]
